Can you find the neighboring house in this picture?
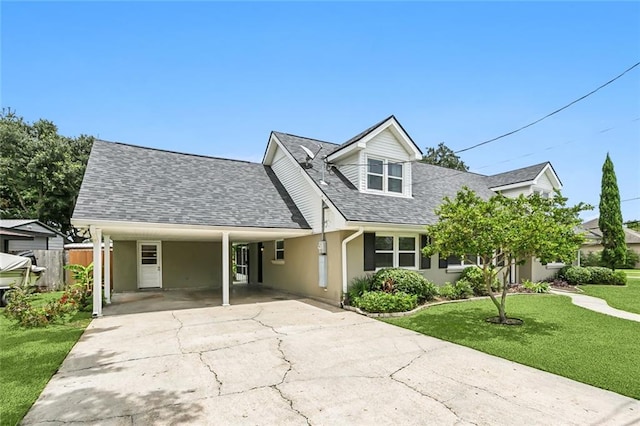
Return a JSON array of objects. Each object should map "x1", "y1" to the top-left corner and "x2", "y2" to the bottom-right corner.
[
  {"x1": 72, "y1": 115, "x2": 564, "y2": 315},
  {"x1": 0, "y1": 219, "x2": 66, "y2": 253},
  {"x1": 580, "y1": 218, "x2": 640, "y2": 268}
]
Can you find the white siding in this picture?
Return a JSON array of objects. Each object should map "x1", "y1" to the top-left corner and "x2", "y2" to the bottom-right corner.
[
  {"x1": 533, "y1": 171, "x2": 556, "y2": 194},
  {"x1": 337, "y1": 151, "x2": 362, "y2": 188},
  {"x1": 361, "y1": 129, "x2": 413, "y2": 197},
  {"x1": 499, "y1": 186, "x2": 533, "y2": 198},
  {"x1": 271, "y1": 147, "x2": 323, "y2": 232},
  {"x1": 366, "y1": 129, "x2": 412, "y2": 161},
  {"x1": 8, "y1": 236, "x2": 48, "y2": 252}
]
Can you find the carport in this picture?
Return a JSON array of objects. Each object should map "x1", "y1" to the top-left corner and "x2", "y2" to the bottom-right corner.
[{"x1": 81, "y1": 221, "x2": 312, "y2": 317}]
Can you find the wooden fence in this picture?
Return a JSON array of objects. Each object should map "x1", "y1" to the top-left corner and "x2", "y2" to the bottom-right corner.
[
  {"x1": 66, "y1": 249, "x2": 113, "y2": 289},
  {"x1": 32, "y1": 250, "x2": 65, "y2": 291}
]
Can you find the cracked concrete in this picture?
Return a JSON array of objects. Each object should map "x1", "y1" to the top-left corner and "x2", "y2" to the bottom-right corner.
[{"x1": 23, "y1": 300, "x2": 640, "y2": 425}]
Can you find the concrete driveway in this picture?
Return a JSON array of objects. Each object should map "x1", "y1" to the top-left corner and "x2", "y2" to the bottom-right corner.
[{"x1": 23, "y1": 300, "x2": 639, "y2": 425}]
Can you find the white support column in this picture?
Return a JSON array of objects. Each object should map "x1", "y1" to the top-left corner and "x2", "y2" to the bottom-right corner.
[
  {"x1": 91, "y1": 226, "x2": 103, "y2": 317},
  {"x1": 222, "y1": 232, "x2": 230, "y2": 306},
  {"x1": 103, "y1": 234, "x2": 111, "y2": 304}
]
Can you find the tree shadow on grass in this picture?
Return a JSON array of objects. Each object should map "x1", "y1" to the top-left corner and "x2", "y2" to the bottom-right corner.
[
  {"x1": 394, "y1": 305, "x2": 557, "y2": 346},
  {"x1": 20, "y1": 388, "x2": 204, "y2": 425}
]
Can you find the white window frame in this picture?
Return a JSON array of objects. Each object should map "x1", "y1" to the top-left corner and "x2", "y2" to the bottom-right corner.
[
  {"x1": 274, "y1": 239, "x2": 284, "y2": 261},
  {"x1": 374, "y1": 234, "x2": 418, "y2": 270},
  {"x1": 364, "y1": 155, "x2": 404, "y2": 196}
]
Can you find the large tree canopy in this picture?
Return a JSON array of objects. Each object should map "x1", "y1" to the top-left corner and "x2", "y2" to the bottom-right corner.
[
  {"x1": 423, "y1": 188, "x2": 590, "y2": 324},
  {"x1": 0, "y1": 110, "x2": 93, "y2": 241},
  {"x1": 420, "y1": 142, "x2": 469, "y2": 171},
  {"x1": 598, "y1": 153, "x2": 626, "y2": 270}
]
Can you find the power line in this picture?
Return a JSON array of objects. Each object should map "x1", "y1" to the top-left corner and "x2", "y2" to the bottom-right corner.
[
  {"x1": 454, "y1": 61, "x2": 640, "y2": 154},
  {"x1": 621, "y1": 197, "x2": 640, "y2": 203}
]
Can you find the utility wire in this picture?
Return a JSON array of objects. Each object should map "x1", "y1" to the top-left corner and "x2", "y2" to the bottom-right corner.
[
  {"x1": 621, "y1": 197, "x2": 640, "y2": 203},
  {"x1": 454, "y1": 61, "x2": 640, "y2": 154}
]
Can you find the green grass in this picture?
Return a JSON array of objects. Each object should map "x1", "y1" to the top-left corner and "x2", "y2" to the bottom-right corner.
[
  {"x1": 578, "y1": 269, "x2": 640, "y2": 314},
  {"x1": 384, "y1": 295, "x2": 640, "y2": 399},
  {"x1": 0, "y1": 292, "x2": 91, "y2": 425}
]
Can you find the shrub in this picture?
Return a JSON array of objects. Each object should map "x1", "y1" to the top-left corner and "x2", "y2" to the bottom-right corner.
[
  {"x1": 371, "y1": 268, "x2": 437, "y2": 302},
  {"x1": 457, "y1": 266, "x2": 500, "y2": 296},
  {"x1": 561, "y1": 266, "x2": 592, "y2": 285},
  {"x1": 353, "y1": 291, "x2": 417, "y2": 313},
  {"x1": 623, "y1": 249, "x2": 639, "y2": 269},
  {"x1": 611, "y1": 270, "x2": 627, "y2": 286},
  {"x1": 438, "y1": 280, "x2": 473, "y2": 300},
  {"x1": 346, "y1": 275, "x2": 373, "y2": 306},
  {"x1": 580, "y1": 251, "x2": 604, "y2": 267},
  {"x1": 585, "y1": 266, "x2": 613, "y2": 284},
  {"x1": 4, "y1": 285, "x2": 77, "y2": 327},
  {"x1": 64, "y1": 263, "x2": 93, "y2": 310},
  {"x1": 522, "y1": 280, "x2": 550, "y2": 293}
]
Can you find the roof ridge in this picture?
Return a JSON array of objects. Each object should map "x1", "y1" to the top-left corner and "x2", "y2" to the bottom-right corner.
[
  {"x1": 413, "y1": 161, "x2": 490, "y2": 178},
  {"x1": 93, "y1": 139, "x2": 261, "y2": 165},
  {"x1": 488, "y1": 161, "x2": 550, "y2": 177},
  {"x1": 271, "y1": 131, "x2": 339, "y2": 146}
]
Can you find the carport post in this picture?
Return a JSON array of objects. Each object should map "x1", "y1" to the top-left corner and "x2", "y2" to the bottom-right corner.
[
  {"x1": 91, "y1": 226, "x2": 103, "y2": 317},
  {"x1": 222, "y1": 232, "x2": 230, "y2": 306},
  {"x1": 103, "y1": 234, "x2": 111, "y2": 304}
]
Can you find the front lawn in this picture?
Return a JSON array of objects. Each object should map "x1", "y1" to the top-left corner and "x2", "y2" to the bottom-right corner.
[
  {"x1": 578, "y1": 269, "x2": 640, "y2": 314},
  {"x1": 384, "y1": 294, "x2": 640, "y2": 399},
  {"x1": 0, "y1": 292, "x2": 92, "y2": 425}
]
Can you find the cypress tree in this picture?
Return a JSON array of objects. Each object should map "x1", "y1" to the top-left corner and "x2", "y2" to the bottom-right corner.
[{"x1": 598, "y1": 153, "x2": 626, "y2": 270}]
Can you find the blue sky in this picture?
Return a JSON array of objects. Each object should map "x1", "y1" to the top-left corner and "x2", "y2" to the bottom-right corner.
[{"x1": 2, "y1": 1, "x2": 639, "y2": 221}]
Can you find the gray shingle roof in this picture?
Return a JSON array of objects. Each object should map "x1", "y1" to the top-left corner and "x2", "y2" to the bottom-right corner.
[
  {"x1": 0, "y1": 219, "x2": 38, "y2": 228},
  {"x1": 486, "y1": 162, "x2": 549, "y2": 188},
  {"x1": 273, "y1": 132, "x2": 495, "y2": 226},
  {"x1": 73, "y1": 140, "x2": 309, "y2": 229},
  {"x1": 581, "y1": 218, "x2": 640, "y2": 244}
]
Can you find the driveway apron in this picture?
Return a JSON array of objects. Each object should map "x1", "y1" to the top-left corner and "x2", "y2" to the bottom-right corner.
[{"x1": 23, "y1": 300, "x2": 639, "y2": 425}]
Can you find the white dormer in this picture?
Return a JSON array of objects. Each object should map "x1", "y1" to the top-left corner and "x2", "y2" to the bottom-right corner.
[
  {"x1": 489, "y1": 162, "x2": 562, "y2": 199},
  {"x1": 328, "y1": 116, "x2": 422, "y2": 198}
]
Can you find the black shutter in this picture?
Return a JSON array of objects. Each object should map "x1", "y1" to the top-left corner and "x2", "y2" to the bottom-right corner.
[
  {"x1": 364, "y1": 232, "x2": 376, "y2": 271},
  {"x1": 438, "y1": 254, "x2": 448, "y2": 269},
  {"x1": 420, "y1": 235, "x2": 431, "y2": 269}
]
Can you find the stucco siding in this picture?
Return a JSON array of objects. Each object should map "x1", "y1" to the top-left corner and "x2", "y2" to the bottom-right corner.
[
  {"x1": 262, "y1": 232, "x2": 342, "y2": 304},
  {"x1": 162, "y1": 242, "x2": 222, "y2": 289},
  {"x1": 271, "y1": 146, "x2": 322, "y2": 231},
  {"x1": 113, "y1": 241, "x2": 137, "y2": 291}
]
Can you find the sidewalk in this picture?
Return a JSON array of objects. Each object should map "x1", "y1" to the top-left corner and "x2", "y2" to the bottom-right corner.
[{"x1": 550, "y1": 290, "x2": 640, "y2": 322}]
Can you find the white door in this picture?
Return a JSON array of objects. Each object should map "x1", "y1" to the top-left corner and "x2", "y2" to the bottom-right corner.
[{"x1": 138, "y1": 241, "x2": 162, "y2": 288}]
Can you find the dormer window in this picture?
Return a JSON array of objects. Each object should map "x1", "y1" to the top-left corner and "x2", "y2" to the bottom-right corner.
[{"x1": 367, "y1": 157, "x2": 403, "y2": 194}]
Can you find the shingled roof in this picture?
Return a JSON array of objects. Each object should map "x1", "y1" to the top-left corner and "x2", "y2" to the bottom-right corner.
[
  {"x1": 273, "y1": 132, "x2": 495, "y2": 226},
  {"x1": 486, "y1": 162, "x2": 551, "y2": 188},
  {"x1": 73, "y1": 141, "x2": 309, "y2": 229}
]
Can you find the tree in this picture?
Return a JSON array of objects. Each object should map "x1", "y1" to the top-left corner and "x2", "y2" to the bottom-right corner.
[
  {"x1": 423, "y1": 188, "x2": 589, "y2": 324},
  {"x1": 0, "y1": 109, "x2": 93, "y2": 241},
  {"x1": 598, "y1": 153, "x2": 626, "y2": 270},
  {"x1": 420, "y1": 142, "x2": 469, "y2": 171}
]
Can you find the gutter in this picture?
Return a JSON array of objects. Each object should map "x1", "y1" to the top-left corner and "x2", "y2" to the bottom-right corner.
[{"x1": 341, "y1": 227, "x2": 364, "y2": 304}]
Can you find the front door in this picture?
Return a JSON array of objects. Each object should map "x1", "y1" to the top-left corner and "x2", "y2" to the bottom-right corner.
[{"x1": 138, "y1": 241, "x2": 162, "y2": 288}]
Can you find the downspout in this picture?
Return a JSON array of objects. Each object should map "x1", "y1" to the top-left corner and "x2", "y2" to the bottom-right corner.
[{"x1": 341, "y1": 227, "x2": 364, "y2": 306}]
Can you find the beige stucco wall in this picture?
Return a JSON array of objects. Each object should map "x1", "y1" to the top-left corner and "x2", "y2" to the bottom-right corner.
[
  {"x1": 344, "y1": 233, "x2": 464, "y2": 288},
  {"x1": 520, "y1": 257, "x2": 562, "y2": 283},
  {"x1": 113, "y1": 241, "x2": 137, "y2": 291},
  {"x1": 262, "y1": 232, "x2": 343, "y2": 304},
  {"x1": 112, "y1": 240, "x2": 224, "y2": 292},
  {"x1": 162, "y1": 241, "x2": 222, "y2": 289}
]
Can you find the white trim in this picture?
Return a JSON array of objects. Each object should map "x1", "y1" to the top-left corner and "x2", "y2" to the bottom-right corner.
[
  {"x1": 327, "y1": 117, "x2": 422, "y2": 163},
  {"x1": 545, "y1": 262, "x2": 565, "y2": 269},
  {"x1": 344, "y1": 222, "x2": 427, "y2": 233},
  {"x1": 271, "y1": 260, "x2": 285, "y2": 265},
  {"x1": 363, "y1": 155, "x2": 407, "y2": 197},
  {"x1": 342, "y1": 227, "x2": 364, "y2": 295},
  {"x1": 137, "y1": 240, "x2": 163, "y2": 289},
  {"x1": 274, "y1": 239, "x2": 285, "y2": 260},
  {"x1": 71, "y1": 218, "x2": 313, "y2": 236},
  {"x1": 373, "y1": 233, "x2": 419, "y2": 270},
  {"x1": 222, "y1": 232, "x2": 230, "y2": 306},
  {"x1": 103, "y1": 234, "x2": 111, "y2": 304},
  {"x1": 91, "y1": 226, "x2": 102, "y2": 318}
]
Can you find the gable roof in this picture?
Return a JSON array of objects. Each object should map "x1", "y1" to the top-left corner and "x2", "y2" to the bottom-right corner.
[
  {"x1": 486, "y1": 162, "x2": 553, "y2": 189},
  {"x1": 0, "y1": 219, "x2": 63, "y2": 237},
  {"x1": 273, "y1": 132, "x2": 495, "y2": 226},
  {"x1": 326, "y1": 116, "x2": 423, "y2": 163},
  {"x1": 72, "y1": 140, "x2": 309, "y2": 230}
]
